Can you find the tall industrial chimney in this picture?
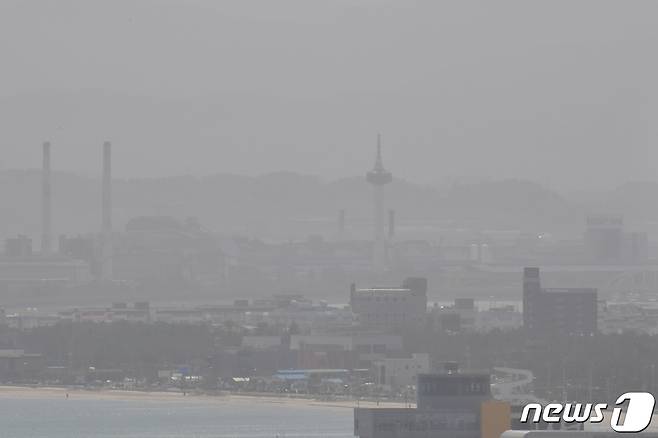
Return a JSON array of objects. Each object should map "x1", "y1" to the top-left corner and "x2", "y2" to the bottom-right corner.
[
  {"x1": 101, "y1": 141, "x2": 113, "y2": 281},
  {"x1": 338, "y1": 209, "x2": 346, "y2": 234},
  {"x1": 388, "y1": 209, "x2": 395, "y2": 239},
  {"x1": 41, "y1": 141, "x2": 52, "y2": 253}
]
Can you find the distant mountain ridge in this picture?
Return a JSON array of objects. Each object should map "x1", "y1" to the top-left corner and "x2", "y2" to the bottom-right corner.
[{"x1": 0, "y1": 169, "x2": 589, "y2": 241}]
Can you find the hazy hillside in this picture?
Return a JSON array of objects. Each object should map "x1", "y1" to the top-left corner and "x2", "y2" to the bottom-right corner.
[{"x1": 0, "y1": 169, "x2": 582, "y2": 242}]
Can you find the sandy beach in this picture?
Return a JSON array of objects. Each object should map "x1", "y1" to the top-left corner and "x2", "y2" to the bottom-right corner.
[{"x1": 0, "y1": 385, "x2": 413, "y2": 410}]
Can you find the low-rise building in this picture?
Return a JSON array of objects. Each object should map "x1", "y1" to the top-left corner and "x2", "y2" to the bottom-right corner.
[
  {"x1": 0, "y1": 349, "x2": 45, "y2": 381},
  {"x1": 476, "y1": 305, "x2": 522, "y2": 332},
  {"x1": 350, "y1": 277, "x2": 428, "y2": 329},
  {"x1": 429, "y1": 298, "x2": 478, "y2": 333},
  {"x1": 290, "y1": 334, "x2": 403, "y2": 369},
  {"x1": 241, "y1": 336, "x2": 283, "y2": 350},
  {"x1": 355, "y1": 368, "x2": 505, "y2": 438},
  {"x1": 372, "y1": 353, "x2": 430, "y2": 389}
]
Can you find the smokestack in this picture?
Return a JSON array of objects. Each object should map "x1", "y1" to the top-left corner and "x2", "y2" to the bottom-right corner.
[
  {"x1": 41, "y1": 142, "x2": 52, "y2": 253},
  {"x1": 388, "y1": 209, "x2": 395, "y2": 239},
  {"x1": 101, "y1": 141, "x2": 113, "y2": 281}
]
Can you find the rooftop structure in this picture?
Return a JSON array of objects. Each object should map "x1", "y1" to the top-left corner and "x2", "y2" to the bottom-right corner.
[{"x1": 354, "y1": 365, "x2": 504, "y2": 438}]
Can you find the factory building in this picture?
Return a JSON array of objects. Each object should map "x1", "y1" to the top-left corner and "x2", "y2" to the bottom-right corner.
[
  {"x1": 584, "y1": 215, "x2": 648, "y2": 264},
  {"x1": 5, "y1": 235, "x2": 33, "y2": 258},
  {"x1": 0, "y1": 142, "x2": 101, "y2": 294},
  {"x1": 1, "y1": 235, "x2": 91, "y2": 296},
  {"x1": 111, "y1": 215, "x2": 225, "y2": 290}
]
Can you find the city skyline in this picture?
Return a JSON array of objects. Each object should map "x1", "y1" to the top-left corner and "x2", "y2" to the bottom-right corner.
[{"x1": 1, "y1": 2, "x2": 656, "y2": 437}]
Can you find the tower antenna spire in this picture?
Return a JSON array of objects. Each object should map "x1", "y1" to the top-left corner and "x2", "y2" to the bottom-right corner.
[{"x1": 374, "y1": 133, "x2": 384, "y2": 171}]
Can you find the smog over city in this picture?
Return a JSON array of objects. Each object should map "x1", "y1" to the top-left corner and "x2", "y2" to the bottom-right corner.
[{"x1": 2, "y1": 1, "x2": 658, "y2": 437}]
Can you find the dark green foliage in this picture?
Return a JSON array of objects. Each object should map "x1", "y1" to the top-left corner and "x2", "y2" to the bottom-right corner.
[{"x1": 403, "y1": 327, "x2": 658, "y2": 403}]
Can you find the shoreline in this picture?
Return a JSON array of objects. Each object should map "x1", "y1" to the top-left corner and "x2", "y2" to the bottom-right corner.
[{"x1": 0, "y1": 385, "x2": 413, "y2": 410}]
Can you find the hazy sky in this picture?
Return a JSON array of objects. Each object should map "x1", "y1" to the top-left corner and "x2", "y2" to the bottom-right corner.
[{"x1": 1, "y1": 1, "x2": 657, "y2": 190}]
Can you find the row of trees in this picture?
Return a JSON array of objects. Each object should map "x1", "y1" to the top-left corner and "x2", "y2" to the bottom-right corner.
[
  {"x1": 403, "y1": 326, "x2": 658, "y2": 403},
  {"x1": 1, "y1": 319, "x2": 655, "y2": 403}
]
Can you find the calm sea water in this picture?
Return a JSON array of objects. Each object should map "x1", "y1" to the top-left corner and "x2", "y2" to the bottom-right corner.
[{"x1": 0, "y1": 397, "x2": 354, "y2": 438}]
